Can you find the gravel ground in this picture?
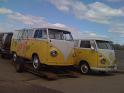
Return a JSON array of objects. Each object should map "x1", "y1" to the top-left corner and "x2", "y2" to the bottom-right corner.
[
  {"x1": 0, "y1": 50, "x2": 124, "y2": 93},
  {"x1": 0, "y1": 58, "x2": 63, "y2": 93}
]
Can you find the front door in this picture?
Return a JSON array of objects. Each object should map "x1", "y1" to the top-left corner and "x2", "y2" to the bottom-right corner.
[
  {"x1": 77, "y1": 40, "x2": 98, "y2": 68},
  {"x1": 47, "y1": 29, "x2": 74, "y2": 65}
]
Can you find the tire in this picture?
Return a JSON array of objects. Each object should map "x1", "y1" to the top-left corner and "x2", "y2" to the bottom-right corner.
[
  {"x1": 12, "y1": 53, "x2": 24, "y2": 73},
  {"x1": 79, "y1": 62, "x2": 90, "y2": 74},
  {"x1": 32, "y1": 55, "x2": 41, "y2": 70},
  {"x1": 12, "y1": 52, "x2": 17, "y2": 63}
]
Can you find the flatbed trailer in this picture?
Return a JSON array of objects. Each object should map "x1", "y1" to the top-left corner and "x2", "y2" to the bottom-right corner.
[
  {"x1": 25, "y1": 63, "x2": 80, "y2": 80},
  {"x1": 14, "y1": 58, "x2": 80, "y2": 80}
]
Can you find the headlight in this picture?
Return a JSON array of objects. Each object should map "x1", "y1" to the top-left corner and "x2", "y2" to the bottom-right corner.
[
  {"x1": 50, "y1": 50, "x2": 58, "y2": 57},
  {"x1": 100, "y1": 58, "x2": 106, "y2": 64}
]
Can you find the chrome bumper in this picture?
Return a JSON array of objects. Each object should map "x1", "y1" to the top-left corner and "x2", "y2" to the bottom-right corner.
[{"x1": 91, "y1": 65, "x2": 117, "y2": 72}]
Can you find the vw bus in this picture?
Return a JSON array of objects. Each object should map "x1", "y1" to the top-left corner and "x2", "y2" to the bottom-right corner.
[
  {"x1": 74, "y1": 36, "x2": 117, "y2": 74},
  {"x1": 11, "y1": 26, "x2": 74, "y2": 72}
]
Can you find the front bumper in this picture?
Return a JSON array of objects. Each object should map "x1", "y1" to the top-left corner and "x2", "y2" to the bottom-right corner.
[{"x1": 91, "y1": 65, "x2": 117, "y2": 72}]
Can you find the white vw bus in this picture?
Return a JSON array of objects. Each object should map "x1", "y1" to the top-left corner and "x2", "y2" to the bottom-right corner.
[{"x1": 11, "y1": 26, "x2": 75, "y2": 72}]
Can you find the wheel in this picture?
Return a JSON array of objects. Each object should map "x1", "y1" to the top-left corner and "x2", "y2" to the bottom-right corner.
[
  {"x1": 12, "y1": 52, "x2": 17, "y2": 63},
  {"x1": 32, "y1": 55, "x2": 41, "y2": 70},
  {"x1": 12, "y1": 53, "x2": 24, "y2": 73},
  {"x1": 79, "y1": 62, "x2": 90, "y2": 74}
]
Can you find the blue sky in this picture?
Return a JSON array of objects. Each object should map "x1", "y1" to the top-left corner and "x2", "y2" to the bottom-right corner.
[{"x1": 0, "y1": 0, "x2": 124, "y2": 44}]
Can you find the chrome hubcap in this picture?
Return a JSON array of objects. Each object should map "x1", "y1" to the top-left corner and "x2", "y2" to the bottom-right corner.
[
  {"x1": 81, "y1": 64, "x2": 88, "y2": 74},
  {"x1": 13, "y1": 53, "x2": 17, "y2": 62},
  {"x1": 33, "y1": 57, "x2": 39, "y2": 69}
]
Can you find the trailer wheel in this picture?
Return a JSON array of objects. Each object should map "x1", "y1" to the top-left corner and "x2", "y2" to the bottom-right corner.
[
  {"x1": 32, "y1": 55, "x2": 41, "y2": 70},
  {"x1": 14, "y1": 61, "x2": 24, "y2": 73},
  {"x1": 12, "y1": 53, "x2": 17, "y2": 63},
  {"x1": 79, "y1": 62, "x2": 90, "y2": 74},
  {"x1": 12, "y1": 53, "x2": 24, "y2": 73}
]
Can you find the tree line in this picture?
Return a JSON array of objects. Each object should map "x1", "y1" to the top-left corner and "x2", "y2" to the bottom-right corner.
[{"x1": 113, "y1": 44, "x2": 124, "y2": 50}]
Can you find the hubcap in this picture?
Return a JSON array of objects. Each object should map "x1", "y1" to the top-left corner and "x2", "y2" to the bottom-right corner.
[
  {"x1": 13, "y1": 53, "x2": 17, "y2": 62},
  {"x1": 33, "y1": 57, "x2": 39, "y2": 69},
  {"x1": 81, "y1": 64, "x2": 89, "y2": 74}
]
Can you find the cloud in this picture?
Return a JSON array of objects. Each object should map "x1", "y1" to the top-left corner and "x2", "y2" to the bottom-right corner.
[
  {"x1": 0, "y1": 23, "x2": 15, "y2": 32},
  {"x1": 106, "y1": 0, "x2": 124, "y2": 2},
  {"x1": 0, "y1": 8, "x2": 13, "y2": 14},
  {"x1": 109, "y1": 24, "x2": 124, "y2": 33},
  {"x1": 0, "y1": 7, "x2": 67, "y2": 27},
  {"x1": 52, "y1": 23, "x2": 66, "y2": 28},
  {"x1": 0, "y1": 7, "x2": 72, "y2": 32},
  {"x1": 88, "y1": 2, "x2": 124, "y2": 16},
  {"x1": 7, "y1": 12, "x2": 48, "y2": 26},
  {"x1": 48, "y1": 0, "x2": 124, "y2": 39},
  {"x1": 48, "y1": 0, "x2": 124, "y2": 24},
  {"x1": 109, "y1": 23, "x2": 124, "y2": 36},
  {"x1": 49, "y1": 0, "x2": 71, "y2": 11},
  {"x1": 72, "y1": 31, "x2": 107, "y2": 40}
]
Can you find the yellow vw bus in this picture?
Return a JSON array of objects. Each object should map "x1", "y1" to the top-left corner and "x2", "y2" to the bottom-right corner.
[
  {"x1": 74, "y1": 36, "x2": 117, "y2": 74},
  {"x1": 11, "y1": 26, "x2": 75, "y2": 72}
]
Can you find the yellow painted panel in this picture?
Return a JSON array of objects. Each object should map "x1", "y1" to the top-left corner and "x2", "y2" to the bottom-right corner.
[{"x1": 75, "y1": 48, "x2": 98, "y2": 68}]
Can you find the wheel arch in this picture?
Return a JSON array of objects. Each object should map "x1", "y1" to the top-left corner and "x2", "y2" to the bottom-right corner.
[
  {"x1": 32, "y1": 53, "x2": 38, "y2": 58},
  {"x1": 79, "y1": 60, "x2": 90, "y2": 69},
  {"x1": 11, "y1": 51, "x2": 16, "y2": 54}
]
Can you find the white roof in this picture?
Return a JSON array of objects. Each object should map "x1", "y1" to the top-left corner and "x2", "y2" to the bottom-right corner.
[
  {"x1": 74, "y1": 35, "x2": 111, "y2": 41},
  {"x1": 0, "y1": 32, "x2": 13, "y2": 34},
  {"x1": 16, "y1": 25, "x2": 72, "y2": 32}
]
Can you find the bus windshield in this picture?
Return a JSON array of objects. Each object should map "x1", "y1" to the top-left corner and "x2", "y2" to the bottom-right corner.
[
  {"x1": 96, "y1": 40, "x2": 113, "y2": 50},
  {"x1": 48, "y1": 29, "x2": 73, "y2": 41}
]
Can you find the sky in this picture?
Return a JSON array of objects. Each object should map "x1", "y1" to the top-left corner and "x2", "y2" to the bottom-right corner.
[{"x1": 0, "y1": 0, "x2": 124, "y2": 44}]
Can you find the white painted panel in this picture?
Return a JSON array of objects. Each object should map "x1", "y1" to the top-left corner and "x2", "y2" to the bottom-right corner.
[{"x1": 50, "y1": 39, "x2": 74, "y2": 61}]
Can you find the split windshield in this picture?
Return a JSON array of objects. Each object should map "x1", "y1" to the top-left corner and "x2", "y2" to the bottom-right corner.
[
  {"x1": 96, "y1": 40, "x2": 113, "y2": 50},
  {"x1": 48, "y1": 29, "x2": 73, "y2": 41}
]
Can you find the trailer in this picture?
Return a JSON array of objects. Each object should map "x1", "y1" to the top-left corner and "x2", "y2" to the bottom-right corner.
[
  {"x1": 13, "y1": 57, "x2": 80, "y2": 80},
  {"x1": 0, "y1": 32, "x2": 13, "y2": 58}
]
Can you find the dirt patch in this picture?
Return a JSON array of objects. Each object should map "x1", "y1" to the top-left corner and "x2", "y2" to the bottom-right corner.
[{"x1": 0, "y1": 81, "x2": 63, "y2": 93}]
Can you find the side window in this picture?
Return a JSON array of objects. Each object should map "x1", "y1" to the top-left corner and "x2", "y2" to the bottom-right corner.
[
  {"x1": 34, "y1": 30, "x2": 42, "y2": 38},
  {"x1": 49, "y1": 31, "x2": 55, "y2": 39},
  {"x1": 12, "y1": 31, "x2": 19, "y2": 39},
  {"x1": 27, "y1": 29, "x2": 34, "y2": 38},
  {"x1": 49, "y1": 31, "x2": 63, "y2": 40},
  {"x1": 17, "y1": 31, "x2": 23, "y2": 39},
  {"x1": 80, "y1": 40, "x2": 91, "y2": 48},
  {"x1": 63, "y1": 33, "x2": 73, "y2": 41},
  {"x1": 22, "y1": 30, "x2": 28, "y2": 39},
  {"x1": 42, "y1": 29, "x2": 47, "y2": 39},
  {"x1": 91, "y1": 40, "x2": 96, "y2": 49}
]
